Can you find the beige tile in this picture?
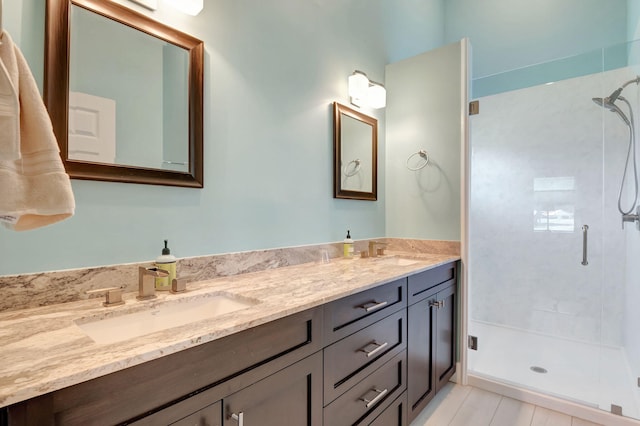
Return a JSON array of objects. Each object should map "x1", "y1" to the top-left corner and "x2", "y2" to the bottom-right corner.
[
  {"x1": 410, "y1": 382, "x2": 472, "y2": 426},
  {"x1": 490, "y1": 396, "x2": 535, "y2": 426},
  {"x1": 531, "y1": 406, "x2": 572, "y2": 426},
  {"x1": 449, "y1": 387, "x2": 502, "y2": 426}
]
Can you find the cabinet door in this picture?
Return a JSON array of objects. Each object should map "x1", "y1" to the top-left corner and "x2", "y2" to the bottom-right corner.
[
  {"x1": 407, "y1": 296, "x2": 436, "y2": 421},
  {"x1": 435, "y1": 284, "x2": 456, "y2": 392},
  {"x1": 407, "y1": 280, "x2": 457, "y2": 423},
  {"x1": 223, "y1": 352, "x2": 322, "y2": 426}
]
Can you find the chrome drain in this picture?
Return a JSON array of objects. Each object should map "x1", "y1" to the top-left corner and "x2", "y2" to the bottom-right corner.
[{"x1": 530, "y1": 366, "x2": 548, "y2": 374}]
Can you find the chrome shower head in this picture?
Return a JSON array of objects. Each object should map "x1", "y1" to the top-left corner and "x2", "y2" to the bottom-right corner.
[{"x1": 593, "y1": 96, "x2": 631, "y2": 126}]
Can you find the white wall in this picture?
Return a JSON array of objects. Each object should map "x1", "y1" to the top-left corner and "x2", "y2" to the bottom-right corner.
[{"x1": 385, "y1": 41, "x2": 464, "y2": 241}]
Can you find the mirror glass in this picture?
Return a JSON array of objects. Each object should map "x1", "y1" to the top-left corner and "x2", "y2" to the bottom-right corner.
[
  {"x1": 333, "y1": 102, "x2": 378, "y2": 201},
  {"x1": 45, "y1": 0, "x2": 204, "y2": 187},
  {"x1": 69, "y1": 5, "x2": 189, "y2": 172}
]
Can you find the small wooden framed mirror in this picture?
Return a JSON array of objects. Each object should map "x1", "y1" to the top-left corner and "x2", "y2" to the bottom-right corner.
[{"x1": 333, "y1": 102, "x2": 378, "y2": 201}]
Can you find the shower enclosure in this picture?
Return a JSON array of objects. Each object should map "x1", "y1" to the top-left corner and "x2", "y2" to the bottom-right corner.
[{"x1": 468, "y1": 39, "x2": 640, "y2": 422}]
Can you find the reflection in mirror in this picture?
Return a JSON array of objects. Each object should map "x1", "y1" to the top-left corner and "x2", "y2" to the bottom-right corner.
[
  {"x1": 69, "y1": 5, "x2": 189, "y2": 172},
  {"x1": 45, "y1": 0, "x2": 204, "y2": 187},
  {"x1": 333, "y1": 102, "x2": 378, "y2": 201}
]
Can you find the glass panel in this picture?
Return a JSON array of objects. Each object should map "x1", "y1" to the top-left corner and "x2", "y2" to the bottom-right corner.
[{"x1": 469, "y1": 39, "x2": 640, "y2": 421}]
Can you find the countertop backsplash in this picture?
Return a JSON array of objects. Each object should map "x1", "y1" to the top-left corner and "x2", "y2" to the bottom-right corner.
[{"x1": 0, "y1": 238, "x2": 459, "y2": 312}]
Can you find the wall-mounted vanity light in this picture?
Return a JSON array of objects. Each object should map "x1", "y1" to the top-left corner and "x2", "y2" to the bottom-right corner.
[
  {"x1": 164, "y1": 0, "x2": 203, "y2": 15},
  {"x1": 348, "y1": 70, "x2": 386, "y2": 109},
  {"x1": 128, "y1": 0, "x2": 203, "y2": 15}
]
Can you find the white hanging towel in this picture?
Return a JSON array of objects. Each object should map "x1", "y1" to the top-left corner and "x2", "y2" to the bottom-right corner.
[{"x1": 0, "y1": 31, "x2": 75, "y2": 231}]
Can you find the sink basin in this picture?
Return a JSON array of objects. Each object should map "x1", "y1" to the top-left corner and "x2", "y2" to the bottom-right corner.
[
  {"x1": 76, "y1": 292, "x2": 260, "y2": 344},
  {"x1": 373, "y1": 256, "x2": 421, "y2": 266}
]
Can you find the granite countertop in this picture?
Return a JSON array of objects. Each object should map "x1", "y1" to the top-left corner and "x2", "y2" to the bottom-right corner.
[{"x1": 0, "y1": 251, "x2": 459, "y2": 408}]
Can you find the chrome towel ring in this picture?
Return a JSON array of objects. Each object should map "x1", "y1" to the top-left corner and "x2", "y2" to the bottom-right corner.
[
  {"x1": 406, "y1": 150, "x2": 429, "y2": 171},
  {"x1": 343, "y1": 159, "x2": 361, "y2": 177}
]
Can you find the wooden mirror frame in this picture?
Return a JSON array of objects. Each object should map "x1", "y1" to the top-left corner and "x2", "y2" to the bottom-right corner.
[
  {"x1": 333, "y1": 102, "x2": 378, "y2": 201},
  {"x1": 45, "y1": 0, "x2": 204, "y2": 187}
]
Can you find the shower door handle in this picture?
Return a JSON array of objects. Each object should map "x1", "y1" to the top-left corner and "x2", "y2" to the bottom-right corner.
[{"x1": 581, "y1": 225, "x2": 589, "y2": 266}]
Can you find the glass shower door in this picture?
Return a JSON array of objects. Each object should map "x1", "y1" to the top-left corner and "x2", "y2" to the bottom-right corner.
[{"x1": 467, "y1": 43, "x2": 640, "y2": 420}]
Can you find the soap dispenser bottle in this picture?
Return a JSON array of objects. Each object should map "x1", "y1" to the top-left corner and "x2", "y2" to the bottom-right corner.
[
  {"x1": 155, "y1": 240, "x2": 176, "y2": 291},
  {"x1": 343, "y1": 230, "x2": 354, "y2": 258}
]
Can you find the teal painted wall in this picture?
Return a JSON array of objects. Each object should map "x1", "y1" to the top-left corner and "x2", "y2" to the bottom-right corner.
[
  {"x1": 381, "y1": 0, "x2": 446, "y2": 64},
  {"x1": 628, "y1": 0, "x2": 640, "y2": 41},
  {"x1": 2, "y1": 0, "x2": 638, "y2": 275},
  {"x1": 1, "y1": 0, "x2": 388, "y2": 275},
  {"x1": 445, "y1": 0, "x2": 628, "y2": 79}
]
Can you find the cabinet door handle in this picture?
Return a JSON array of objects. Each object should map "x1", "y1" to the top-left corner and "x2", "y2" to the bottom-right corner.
[
  {"x1": 231, "y1": 412, "x2": 244, "y2": 426},
  {"x1": 358, "y1": 341, "x2": 389, "y2": 358},
  {"x1": 429, "y1": 300, "x2": 445, "y2": 309},
  {"x1": 360, "y1": 388, "x2": 388, "y2": 408},
  {"x1": 360, "y1": 300, "x2": 388, "y2": 312}
]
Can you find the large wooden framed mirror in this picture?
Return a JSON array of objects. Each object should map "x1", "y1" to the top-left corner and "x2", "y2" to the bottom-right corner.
[
  {"x1": 45, "y1": 0, "x2": 204, "y2": 187},
  {"x1": 333, "y1": 102, "x2": 378, "y2": 201}
]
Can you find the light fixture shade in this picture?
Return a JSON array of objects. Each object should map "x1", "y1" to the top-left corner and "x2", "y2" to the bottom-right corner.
[
  {"x1": 164, "y1": 0, "x2": 203, "y2": 15},
  {"x1": 348, "y1": 71, "x2": 369, "y2": 104},
  {"x1": 368, "y1": 83, "x2": 386, "y2": 109}
]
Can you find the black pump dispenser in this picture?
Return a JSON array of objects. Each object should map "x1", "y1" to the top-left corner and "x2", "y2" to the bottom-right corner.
[{"x1": 162, "y1": 239, "x2": 171, "y2": 255}]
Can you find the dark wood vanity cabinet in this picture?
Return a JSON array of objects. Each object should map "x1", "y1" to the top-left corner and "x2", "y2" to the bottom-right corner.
[
  {"x1": 170, "y1": 401, "x2": 221, "y2": 426},
  {"x1": 222, "y1": 352, "x2": 323, "y2": 426},
  {"x1": 6, "y1": 307, "x2": 323, "y2": 426},
  {"x1": 323, "y1": 278, "x2": 408, "y2": 426},
  {"x1": 3, "y1": 261, "x2": 458, "y2": 426},
  {"x1": 406, "y1": 263, "x2": 458, "y2": 423}
]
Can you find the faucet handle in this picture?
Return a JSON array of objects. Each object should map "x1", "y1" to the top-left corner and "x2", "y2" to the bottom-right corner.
[
  {"x1": 171, "y1": 276, "x2": 192, "y2": 293},
  {"x1": 86, "y1": 286, "x2": 124, "y2": 307}
]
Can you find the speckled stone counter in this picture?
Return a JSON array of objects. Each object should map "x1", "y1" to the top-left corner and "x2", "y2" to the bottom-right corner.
[{"x1": 0, "y1": 250, "x2": 459, "y2": 408}]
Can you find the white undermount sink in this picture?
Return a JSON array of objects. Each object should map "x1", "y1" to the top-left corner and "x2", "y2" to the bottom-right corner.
[
  {"x1": 75, "y1": 292, "x2": 260, "y2": 344},
  {"x1": 373, "y1": 256, "x2": 421, "y2": 266}
]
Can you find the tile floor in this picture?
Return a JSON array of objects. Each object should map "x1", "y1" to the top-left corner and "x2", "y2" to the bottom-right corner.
[{"x1": 410, "y1": 383, "x2": 602, "y2": 426}]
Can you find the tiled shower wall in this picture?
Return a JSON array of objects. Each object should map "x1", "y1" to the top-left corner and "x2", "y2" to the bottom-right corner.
[{"x1": 470, "y1": 67, "x2": 636, "y2": 347}]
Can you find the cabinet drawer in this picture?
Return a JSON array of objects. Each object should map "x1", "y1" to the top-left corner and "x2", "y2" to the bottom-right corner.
[
  {"x1": 324, "y1": 278, "x2": 406, "y2": 344},
  {"x1": 367, "y1": 391, "x2": 407, "y2": 426},
  {"x1": 324, "y1": 351, "x2": 406, "y2": 426},
  {"x1": 408, "y1": 262, "x2": 456, "y2": 305},
  {"x1": 324, "y1": 309, "x2": 406, "y2": 404},
  {"x1": 171, "y1": 401, "x2": 221, "y2": 426}
]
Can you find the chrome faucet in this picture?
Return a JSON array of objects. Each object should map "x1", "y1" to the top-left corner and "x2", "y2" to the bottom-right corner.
[
  {"x1": 368, "y1": 241, "x2": 388, "y2": 257},
  {"x1": 137, "y1": 267, "x2": 168, "y2": 301}
]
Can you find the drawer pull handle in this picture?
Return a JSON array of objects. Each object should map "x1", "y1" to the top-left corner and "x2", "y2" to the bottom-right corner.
[
  {"x1": 360, "y1": 300, "x2": 388, "y2": 312},
  {"x1": 359, "y1": 341, "x2": 389, "y2": 358},
  {"x1": 360, "y1": 388, "x2": 388, "y2": 408},
  {"x1": 231, "y1": 412, "x2": 244, "y2": 426}
]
